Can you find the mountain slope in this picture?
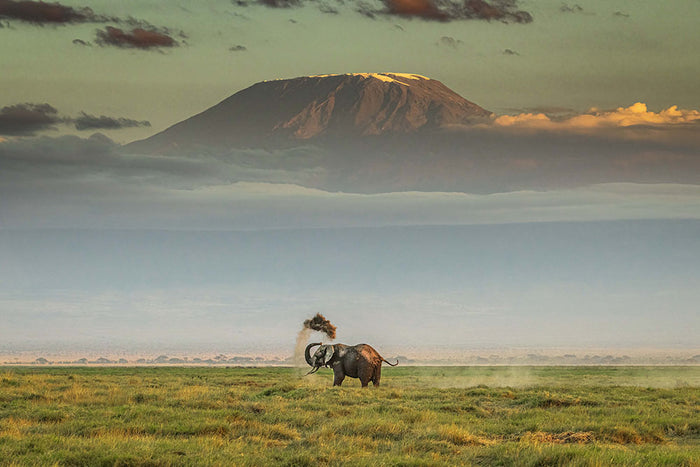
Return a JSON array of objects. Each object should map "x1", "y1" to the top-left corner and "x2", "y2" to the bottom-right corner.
[{"x1": 126, "y1": 73, "x2": 491, "y2": 153}]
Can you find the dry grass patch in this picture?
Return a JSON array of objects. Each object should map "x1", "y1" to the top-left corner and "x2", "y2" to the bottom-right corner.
[
  {"x1": 602, "y1": 426, "x2": 667, "y2": 445},
  {"x1": 437, "y1": 424, "x2": 494, "y2": 446},
  {"x1": 521, "y1": 430, "x2": 595, "y2": 444},
  {"x1": 0, "y1": 417, "x2": 34, "y2": 439}
]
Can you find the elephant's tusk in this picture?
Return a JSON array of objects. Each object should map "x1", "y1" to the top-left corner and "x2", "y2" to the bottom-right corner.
[{"x1": 305, "y1": 366, "x2": 321, "y2": 375}]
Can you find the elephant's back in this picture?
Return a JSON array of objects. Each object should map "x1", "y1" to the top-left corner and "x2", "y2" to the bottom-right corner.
[{"x1": 355, "y1": 343, "x2": 382, "y2": 361}]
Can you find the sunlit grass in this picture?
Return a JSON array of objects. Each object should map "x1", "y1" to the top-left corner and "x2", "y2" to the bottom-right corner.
[{"x1": 0, "y1": 366, "x2": 698, "y2": 465}]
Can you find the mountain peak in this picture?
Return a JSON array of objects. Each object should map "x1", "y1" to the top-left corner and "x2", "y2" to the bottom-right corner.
[
  {"x1": 307, "y1": 73, "x2": 431, "y2": 84},
  {"x1": 127, "y1": 73, "x2": 491, "y2": 153}
]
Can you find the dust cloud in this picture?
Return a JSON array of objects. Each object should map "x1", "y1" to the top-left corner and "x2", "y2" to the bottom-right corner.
[
  {"x1": 294, "y1": 313, "x2": 337, "y2": 368},
  {"x1": 403, "y1": 366, "x2": 537, "y2": 389},
  {"x1": 303, "y1": 313, "x2": 336, "y2": 339}
]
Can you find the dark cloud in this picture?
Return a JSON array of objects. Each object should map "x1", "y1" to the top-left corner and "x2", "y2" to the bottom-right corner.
[
  {"x1": 0, "y1": 135, "x2": 325, "y2": 202},
  {"x1": 0, "y1": 103, "x2": 155, "y2": 135},
  {"x1": 0, "y1": 0, "x2": 96, "y2": 24},
  {"x1": 0, "y1": 1, "x2": 185, "y2": 49},
  {"x1": 259, "y1": 0, "x2": 302, "y2": 8},
  {"x1": 1, "y1": 134, "x2": 699, "y2": 233},
  {"x1": 464, "y1": 0, "x2": 532, "y2": 22},
  {"x1": 560, "y1": 3, "x2": 583, "y2": 13},
  {"x1": 0, "y1": 103, "x2": 62, "y2": 136},
  {"x1": 373, "y1": 0, "x2": 532, "y2": 23},
  {"x1": 229, "y1": 44, "x2": 247, "y2": 52},
  {"x1": 240, "y1": 0, "x2": 532, "y2": 23},
  {"x1": 95, "y1": 26, "x2": 178, "y2": 49},
  {"x1": 0, "y1": 0, "x2": 182, "y2": 29},
  {"x1": 503, "y1": 48, "x2": 519, "y2": 55},
  {"x1": 118, "y1": 15, "x2": 180, "y2": 35},
  {"x1": 74, "y1": 113, "x2": 151, "y2": 131},
  {"x1": 438, "y1": 36, "x2": 463, "y2": 48}
]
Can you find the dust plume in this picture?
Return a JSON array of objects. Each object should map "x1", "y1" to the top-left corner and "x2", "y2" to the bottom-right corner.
[
  {"x1": 303, "y1": 313, "x2": 336, "y2": 339},
  {"x1": 294, "y1": 313, "x2": 337, "y2": 368}
]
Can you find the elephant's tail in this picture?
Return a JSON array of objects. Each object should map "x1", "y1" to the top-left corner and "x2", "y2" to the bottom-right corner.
[{"x1": 382, "y1": 358, "x2": 399, "y2": 367}]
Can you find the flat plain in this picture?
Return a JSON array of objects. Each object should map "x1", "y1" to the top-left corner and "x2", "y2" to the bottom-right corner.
[{"x1": 1, "y1": 366, "x2": 698, "y2": 466}]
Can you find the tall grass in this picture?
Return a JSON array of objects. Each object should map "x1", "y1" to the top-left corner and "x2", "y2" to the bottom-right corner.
[{"x1": 0, "y1": 366, "x2": 698, "y2": 465}]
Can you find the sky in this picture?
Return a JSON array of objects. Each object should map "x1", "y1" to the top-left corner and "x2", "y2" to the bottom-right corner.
[
  {"x1": 1, "y1": 0, "x2": 699, "y2": 142},
  {"x1": 0, "y1": 0, "x2": 699, "y2": 359}
]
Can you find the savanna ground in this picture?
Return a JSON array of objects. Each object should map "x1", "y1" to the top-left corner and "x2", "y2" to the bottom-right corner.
[{"x1": 0, "y1": 366, "x2": 698, "y2": 466}]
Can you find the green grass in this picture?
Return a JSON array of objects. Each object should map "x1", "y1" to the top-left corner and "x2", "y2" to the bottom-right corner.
[{"x1": 0, "y1": 366, "x2": 698, "y2": 466}]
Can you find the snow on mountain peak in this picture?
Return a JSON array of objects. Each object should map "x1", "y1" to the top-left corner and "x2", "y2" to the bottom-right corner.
[{"x1": 308, "y1": 73, "x2": 429, "y2": 85}]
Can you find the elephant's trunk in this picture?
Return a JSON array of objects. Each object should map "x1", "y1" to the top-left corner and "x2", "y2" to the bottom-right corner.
[{"x1": 305, "y1": 342, "x2": 321, "y2": 367}]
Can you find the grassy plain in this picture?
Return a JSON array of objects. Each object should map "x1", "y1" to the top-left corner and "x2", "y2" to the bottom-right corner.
[{"x1": 0, "y1": 366, "x2": 698, "y2": 466}]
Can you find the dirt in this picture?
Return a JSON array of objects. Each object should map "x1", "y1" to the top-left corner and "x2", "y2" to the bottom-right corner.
[{"x1": 302, "y1": 313, "x2": 336, "y2": 340}]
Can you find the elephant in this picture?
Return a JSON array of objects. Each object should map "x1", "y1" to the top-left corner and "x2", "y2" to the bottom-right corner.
[{"x1": 304, "y1": 342, "x2": 398, "y2": 387}]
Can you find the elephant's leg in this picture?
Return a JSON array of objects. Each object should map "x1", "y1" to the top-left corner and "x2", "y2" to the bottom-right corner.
[
  {"x1": 332, "y1": 367, "x2": 345, "y2": 386},
  {"x1": 358, "y1": 362, "x2": 372, "y2": 387},
  {"x1": 372, "y1": 367, "x2": 381, "y2": 387}
]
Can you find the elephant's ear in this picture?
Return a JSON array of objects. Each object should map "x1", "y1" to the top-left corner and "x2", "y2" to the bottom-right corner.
[{"x1": 323, "y1": 345, "x2": 335, "y2": 365}]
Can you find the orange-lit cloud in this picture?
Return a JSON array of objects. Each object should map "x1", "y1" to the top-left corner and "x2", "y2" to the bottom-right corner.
[
  {"x1": 384, "y1": 0, "x2": 447, "y2": 20},
  {"x1": 494, "y1": 102, "x2": 700, "y2": 130}
]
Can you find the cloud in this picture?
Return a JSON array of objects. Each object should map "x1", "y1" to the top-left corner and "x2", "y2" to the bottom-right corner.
[
  {"x1": 0, "y1": 0, "x2": 185, "y2": 49},
  {"x1": 1, "y1": 129, "x2": 699, "y2": 229},
  {"x1": 95, "y1": 26, "x2": 178, "y2": 49},
  {"x1": 493, "y1": 102, "x2": 700, "y2": 130},
  {"x1": 249, "y1": 0, "x2": 532, "y2": 23},
  {"x1": 2, "y1": 138, "x2": 700, "y2": 229},
  {"x1": 369, "y1": 0, "x2": 532, "y2": 22},
  {"x1": 0, "y1": 103, "x2": 62, "y2": 136},
  {"x1": 462, "y1": 0, "x2": 532, "y2": 22},
  {"x1": 559, "y1": 3, "x2": 583, "y2": 13},
  {"x1": 613, "y1": 11, "x2": 629, "y2": 18},
  {"x1": 503, "y1": 48, "x2": 519, "y2": 55},
  {"x1": 73, "y1": 113, "x2": 151, "y2": 131},
  {"x1": 259, "y1": 0, "x2": 302, "y2": 7},
  {"x1": 0, "y1": 0, "x2": 97, "y2": 24},
  {"x1": 382, "y1": 0, "x2": 447, "y2": 20},
  {"x1": 437, "y1": 35, "x2": 462, "y2": 48},
  {"x1": 517, "y1": 106, "x2": 574, "y2": 116},
  {"x1": 229, "y1": 44, "x2": 247, "y2": 52},
  {"x1": 0, "y1": 103, "x2": 156, "y2": 135}
]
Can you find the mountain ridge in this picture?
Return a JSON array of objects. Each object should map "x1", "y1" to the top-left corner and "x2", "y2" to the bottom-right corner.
[{"x1": 126, "y1": 73, "x2": 491, "y2": 153}]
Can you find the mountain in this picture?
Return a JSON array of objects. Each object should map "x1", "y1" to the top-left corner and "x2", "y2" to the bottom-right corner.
[
  {"x1": 126, "y1": 73, "x2": 491, "y2": 153},
  {"x1": 122, "y1": 73, "x2": 700, "y2": 194}
]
